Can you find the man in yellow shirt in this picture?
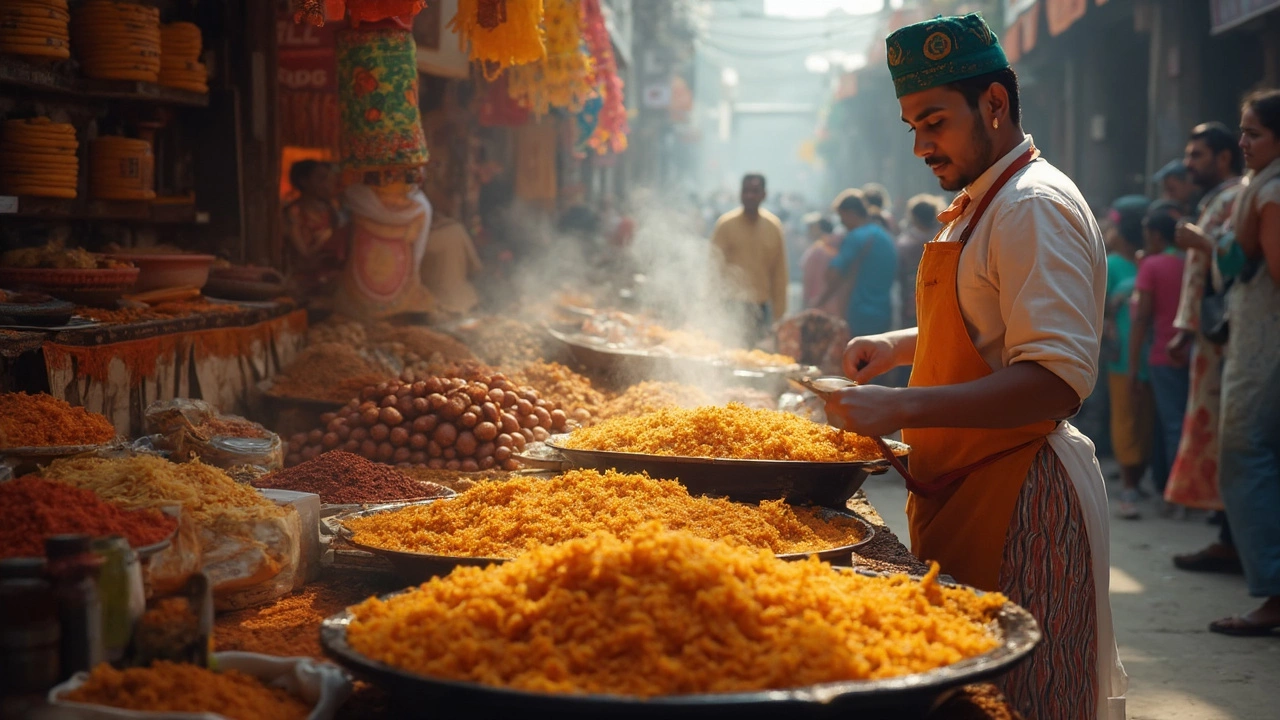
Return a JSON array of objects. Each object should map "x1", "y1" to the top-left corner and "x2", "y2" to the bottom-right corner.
[{"x1": 711, "y1": 173, "x2": 789, "y2": 344}]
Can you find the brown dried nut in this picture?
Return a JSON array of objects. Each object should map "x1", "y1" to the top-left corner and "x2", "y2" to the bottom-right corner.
[
  {"x1": 479, "y1": 456, "x2": 496, "y2": 470},
  {"x1": 500, "y1": 413, "x2": 520, "y2": 434},
  {"x1": 444, "y1": 396, "x2": 468, "y2": 419},
  {"x1": 445, "y1": 459, "x2": 462, "y2": 471},
  {"x1": 397, "y1": 396, "x2": 416, "y2": 416},
  {"x1": 550, "y1": 409, "x2": 568, "y2": 427},
  {"x1": 360, "y1": 408, "x2": 381, "y2": 426},
  {"x1": 466, "y1": 385, "x2": 489, "y2": 404},
  {"x1": 409, "y1": 432, "x2": 429, "y2": 450},
  {"x1": 370, "y1": 424, "x2": 390, "y2": 442},
  {"x1": 427, "y1": 458, "x2": 446, "y2": 469},
  {"x1": 427, "y1": 440, "x2": 443, "y2": 458},
  {"x1": 475, "y1": 441, "x2": 496, "y2": 459},
  {"x1": 501, "y1": 458, "x2": 520, "y2": 472},
  {"x1": 376, "y1": 442, "x2": 395, "y2": 462},
  {"x1": 343, "y1": 439, "x2": 360, "y2": 453},
  {"x1": 510, "y1": 433, "x2": 527, "y2": 451},
  {"x1": 411, "y1": 381, "x2": 428, "y2": 397},
  {"x1": 460, "y1": 458, "x2": 480, "y2": 472},
  {"x1": 515, "y1": 399, "x2": 534, "y2": 417},
  {"x1": 496, "y1": 433, "x2": 514, "y2": 449},
  {"x1": 520, "y1": 428, "x2": 535, "y2": 443},
  {"x1": 428, "y1": 393, "x2": 449, "y2": 410},
  {"x1": 443, "y1": 448, "x2": 457, "y2": 460},
  {"x1": 412, "y1": 397, "x2": 430, "y2": 415},
  {"x1": 520, "y1": 414, "x2": 539, "y2": 430},
  {"x1": 322, "y1": 432, "x2": 340, "y2": 449},
  {"x1": 389, "y1": 427, "x2": 410, "y2": 447},
  {"x1": 481, "y1": 402, "x2": 500, "y2": 423},
  {"x1": 409, "y1": 450, "x2": 427, "y2": 465},
  {"x1": 350, "y1": 427, "x2": 369, "y2": 443},
  {"x1": 531, "y1": 426, "x2": 551, "y2": 442},
  {"x1": 320, "y1": 412, "x2": 336, "y2": 425},
  {"x1": 455, "y1": 430, "x2": 478, "y2": 457},
  {"x1": 533, "y1": 407, "x2": 552, "y2": 429},
  {"x1": 374, "y1": 382, "x2": 390, "y2": 397},
  {"x1": 335, "y1": 424, "x2": 351, "y2": 441},
  {"x1": 301, "y1": 446, "x2": 319, "y2": 462},
  {"x1": 459, "y1": 412, "x2": 479, "y2": 429},
  {"x1": 360, "y1": 439, "x2": 378, "y2": 458},
  {"x1": 289, "y1": 432, "x2": 307, "y2": 447},
  {"x1": 359, "y1": 400, "x2": 378, "y2": 412},
  {"x1": 308, "y1": 429, "x2": 324, "y2": 443},
  {"x1": 433, "y1": 423, "x2": 458, "y2": 448},
  {"x1": 412, "y1": 415, "x2": 439, "y2": 434},
  {"x1": 474, "y1": 422, "x2": 498, "y2": 442},
  {"x1": 380, "y1": 395, "x2": 398, "y2": 408},
  {"x1": 393, "y1": 447, "x2": 412, "y2": 464},
  {"x1": 424, "y1": 377, "x2": 444, "y2": 394},
  {"x1": 487, "y1": 388, "x2": 505, "y2": 405},
  {"x1": 379, "y1": 406, "x2": 404, "y2": 426},
  {"x1": 503, "y1": 391, "x2": 519, "y2": 408},
  {"x1": 494, "y1": 446, "x2": 513, "y2": 462}
]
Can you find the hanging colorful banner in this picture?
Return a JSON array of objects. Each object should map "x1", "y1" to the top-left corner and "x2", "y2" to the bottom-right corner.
[{"x1": 336, "y1": 27, "x2": 429, "y2": 174}]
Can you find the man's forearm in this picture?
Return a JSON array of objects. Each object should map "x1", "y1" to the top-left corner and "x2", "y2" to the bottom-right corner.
[
  {"x1": 887, "y1": 327, "x2": 919, "y2": 368},
  {"x1": 898, "y1": 361, "x2": 1080, "y2": 429}
]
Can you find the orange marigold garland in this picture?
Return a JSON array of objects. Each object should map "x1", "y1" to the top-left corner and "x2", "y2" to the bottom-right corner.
[
  {"x1": 451, "y1": 0, "x2": 546, "y2": 80},
  {"x1": 506, "y1": 0, "x2": 595, "y2": 115},
  {"x1": 581, "y1": 0, "x2": 627, "y2": 153}
]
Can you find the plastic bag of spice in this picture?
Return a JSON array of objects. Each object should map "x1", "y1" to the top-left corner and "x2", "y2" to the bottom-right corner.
[{"x1": 144, "y1": 399, "x2": 284, "y2": 472}]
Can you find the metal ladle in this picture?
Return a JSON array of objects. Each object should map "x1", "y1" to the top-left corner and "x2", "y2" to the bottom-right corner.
[{"x1": 791, "y1": 375, "x2": 917, "y2": 485}]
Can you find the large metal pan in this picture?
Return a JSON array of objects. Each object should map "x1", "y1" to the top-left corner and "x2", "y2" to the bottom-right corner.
[
  {"x1": 334, "y1": 499, "x2": 875, "y2": 584},
  {"x1": 517, "y1": 435, "x2": 909, "y2": 509},
  {"x1": 320, "y1": 572, "x2": 1039, "y2": 719}
]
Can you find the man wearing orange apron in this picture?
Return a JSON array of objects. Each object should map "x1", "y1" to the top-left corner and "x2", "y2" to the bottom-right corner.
[{"x1": 823, "y1": 15, "x2": 1127, "y2": 720}]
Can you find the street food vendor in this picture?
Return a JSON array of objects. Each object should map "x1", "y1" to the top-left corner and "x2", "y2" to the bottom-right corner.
[{"x1": 821, "y1": 15, "x2": 1126, "y2": 720}]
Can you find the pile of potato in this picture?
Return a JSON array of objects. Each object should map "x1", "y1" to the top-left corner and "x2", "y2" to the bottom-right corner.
[{"x1": 285, "y1": 373, "x2": 573, "y2": 471}]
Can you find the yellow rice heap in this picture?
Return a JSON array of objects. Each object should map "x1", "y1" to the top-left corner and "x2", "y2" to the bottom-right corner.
[
  {"x1": 41, "y1": 455, "x2": 284, "y2": 528},
  {"x1": 345, "y1": 470, "x2": 863, "y2": 557},
  {"x1": 346, "y1": 525, "x2": 1006, "y2": 696},
  {"x1": 565, "y1": 403, "x2": 882, "y2": 461}
]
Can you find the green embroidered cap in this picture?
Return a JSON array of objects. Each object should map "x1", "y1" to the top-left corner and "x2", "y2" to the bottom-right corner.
[{"x1": 885, "y1": 13, "x2": 1009, "y2": 98}]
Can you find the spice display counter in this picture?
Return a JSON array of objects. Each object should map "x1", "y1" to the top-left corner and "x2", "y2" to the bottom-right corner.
[
  {"x1": 210, "y1": 491, "x2": 1026, "y2": 720},
  {"x1": 0, "y1": 301, "x2": 307, "y2": 436}
]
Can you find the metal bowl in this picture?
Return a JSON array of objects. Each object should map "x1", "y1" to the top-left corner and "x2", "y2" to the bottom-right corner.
[
  {"x1": 319, "y1": 573, "x2": 1040, "y2": 719},
  {"x1": 518, "y1": 435, "x2": 908, "y2": 510},
  {"x1": 335, "y1": 498, "x2": 876, "y2": 584}
]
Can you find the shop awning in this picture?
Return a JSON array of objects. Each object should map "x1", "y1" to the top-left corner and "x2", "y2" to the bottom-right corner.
[{"x1": 1211, "y1": 0, "x2": 1280, "y2": 34}]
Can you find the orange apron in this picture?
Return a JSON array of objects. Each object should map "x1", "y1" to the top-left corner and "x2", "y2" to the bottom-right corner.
[{"x1": 902, "y1": 148, "x2": 1054, "y2": 591}]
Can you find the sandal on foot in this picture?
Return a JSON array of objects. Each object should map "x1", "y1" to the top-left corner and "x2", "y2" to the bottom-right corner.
[
  {"x1": 1209, "y1": 615, "x2": 1280, "y2": 637},
  {"x1": 1173, "y1": 546, "x2": 1243, "y2": 574}
]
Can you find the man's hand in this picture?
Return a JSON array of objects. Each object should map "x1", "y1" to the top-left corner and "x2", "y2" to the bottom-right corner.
[
  {"x1": 1175, "y1": 221, "x2": 1213, "y2": 254},
  {"x1": 1167, "y1": 330, "x2": 1193, "y2": 367},
  {"x1": 842, "y1": 334, "x2": 899, "y2": 384},
  {"x1": 824, "y1": 385, "x2": 906, "y2": 437}
]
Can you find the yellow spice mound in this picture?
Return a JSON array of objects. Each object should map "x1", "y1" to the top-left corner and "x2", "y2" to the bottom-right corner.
[
  {"x1": 64, "y1": 661, "x2": 309, "y2": 720},
  {"x1": 344, "y1": 470, "x2": 862, "y2": 557},
  {"x1": 565, "y1": 403, "x2": 881, "y2": 461},
  {"x1": 42, "y1": 455, "x2": 283, "y2": 527},
  {"x1": 346, "y1": 525, "x2": 1007, "y2": 697}
]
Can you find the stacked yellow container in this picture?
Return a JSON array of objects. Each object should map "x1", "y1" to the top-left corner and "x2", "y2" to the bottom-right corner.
[
  {"x1": 71, "y1": 0, "x2": 161, "y2": 82},
  {"x1": 0, "y1": 0, "x2": 71, "y2": 60},
  {"x1": 0, "y1": 118, "x2": 79, "y2": 199},
  {"x1": 90, "y1": 136, "x2": 155, "y2": 201},
  {"x1": 159, "y1": 21, "x2": 207, "y2": 94}
]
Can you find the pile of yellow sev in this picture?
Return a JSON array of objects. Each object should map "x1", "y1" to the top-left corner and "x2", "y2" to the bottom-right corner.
[
  {"x1": 63, "y1": 661, "x2": 309, "y2": 720},
  {"x1": 564, "y1": 403, "x2": 882, "y2": 461},
  {"x1": 343, "y1": 470, "x2": 864, "y2": 557},
  {"x1": 41, "y1": 455, "x2": 284, "y2": 528},
  {"x1": 346, "y1": 525, "x2": 1007, "y2": 696}
]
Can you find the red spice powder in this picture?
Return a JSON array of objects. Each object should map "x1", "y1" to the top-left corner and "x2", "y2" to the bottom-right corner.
[
  {"x1": 0, "y1": 477, "x2": 178, "y2": 558},
  {"x1": 0, "y1": 392, "x2": 117, "y2": 447},
  {"x1": 253, "y1": 450, "x2": 450, "y2": 505}
]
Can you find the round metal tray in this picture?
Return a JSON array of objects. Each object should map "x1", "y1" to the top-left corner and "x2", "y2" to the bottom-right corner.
[
  {"x1": 517, "y1": 435, "x2": 908, "y2": 509},
  {"x1": 335, "y1": 498, "x2": 875, "y2": 584},
  {"x1": 320, "y1": 574, "x2": 1040, "y2": 719}
]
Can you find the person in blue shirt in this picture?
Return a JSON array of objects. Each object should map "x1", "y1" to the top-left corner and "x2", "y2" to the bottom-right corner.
[{"x1": 822, "y1": 189, "x2": 898, "y2": 338}]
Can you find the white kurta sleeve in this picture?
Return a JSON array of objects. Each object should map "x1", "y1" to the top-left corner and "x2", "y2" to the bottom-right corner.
[{"x1": 988, "y1": 194, "x2": 1105, "y2": 400}]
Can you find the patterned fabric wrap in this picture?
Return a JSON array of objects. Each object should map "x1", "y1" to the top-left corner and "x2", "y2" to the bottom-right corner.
[
  {"x1": 885, "y1": 13, "x2": 1009, "y2": 98},
  {"x1": 997, "y1": 445, "x2": 1098, "y2": 720},
  {"x1": 337, "y1": 27, "x2": 429, "y2": 172},
  {"x1": 580, "y1": 0, "x2": 627, "y2": 153},
  {"x1": 506, "y1": 0, "x2": 594, "y2": 115},
  {"x1": 574, "y1": 92, "x2": 602, "y2": 156}
]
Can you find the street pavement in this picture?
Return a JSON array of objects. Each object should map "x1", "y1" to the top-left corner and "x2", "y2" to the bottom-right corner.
[{"x1": 861, "y1": 462, "x2": 1280, "y2": 720}]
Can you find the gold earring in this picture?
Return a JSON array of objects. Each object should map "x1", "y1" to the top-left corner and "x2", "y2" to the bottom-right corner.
[{"x1": 993, "y1": 118, "x2": 999, "y2": 129}]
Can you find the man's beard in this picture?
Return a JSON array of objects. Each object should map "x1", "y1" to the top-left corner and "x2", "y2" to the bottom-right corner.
[{"x1": 934, "y1": 122, "x2": 995, "y2": 192}]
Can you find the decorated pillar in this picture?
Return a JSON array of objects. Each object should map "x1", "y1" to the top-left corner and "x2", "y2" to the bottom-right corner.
[{"x1": 295, "y1": 1, "x2": 434, "y2": 320}]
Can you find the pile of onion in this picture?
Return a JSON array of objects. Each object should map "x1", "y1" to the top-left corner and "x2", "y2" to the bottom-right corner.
[{"x1": 285, "y1": 373, "x2": 572, "y2": 471}]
